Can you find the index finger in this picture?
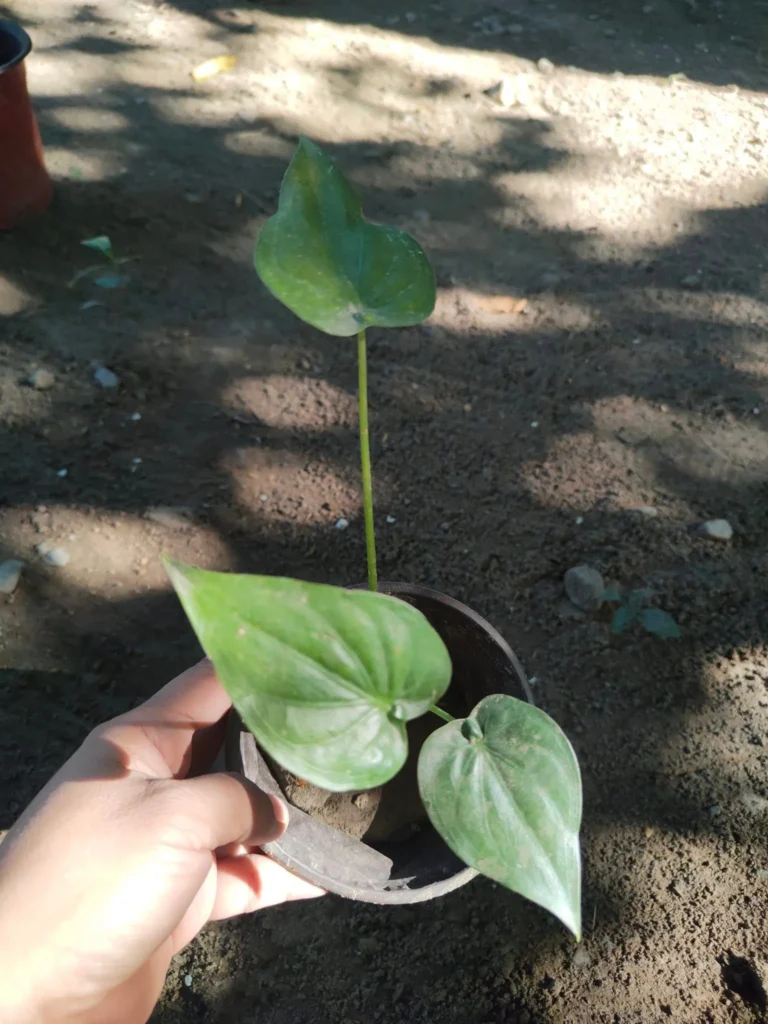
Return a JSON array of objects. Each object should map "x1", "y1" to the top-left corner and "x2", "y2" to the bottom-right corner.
[{"x1": 117, "y1": 659, "x2": 233, "y2": 777}]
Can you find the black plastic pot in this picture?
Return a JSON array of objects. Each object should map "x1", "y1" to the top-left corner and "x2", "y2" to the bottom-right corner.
[{"x1": 226, "y1": 582, "x2": 533, "y2": 904}]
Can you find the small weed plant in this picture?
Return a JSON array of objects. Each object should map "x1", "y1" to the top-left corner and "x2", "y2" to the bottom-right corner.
[{"x1": 604, "y1": 587, "x2": 681, "y2": 639}]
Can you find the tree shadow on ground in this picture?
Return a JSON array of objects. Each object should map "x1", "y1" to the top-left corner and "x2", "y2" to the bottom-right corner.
[
  {"x1": 161, "y1": 0, "x2": 768, "y2": 92},
  {"x1": 1, "y1": 6, "x2": 768, "y2": 1022}
]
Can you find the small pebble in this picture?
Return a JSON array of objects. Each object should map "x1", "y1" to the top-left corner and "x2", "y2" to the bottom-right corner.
[
  {"x1": 485, "y1": 77, "x2": 531, "y2": 108},
  {"x1": 145, "y1": 506, "x2": 193, "y2": 530},
  {"x1": 697, "y1": 519, "x2": 733, "y2": 541},
  {"x1": 386, "y1": 515, "x2": 396, "y2": 524},
  {"x1": 352, "y1": 792, "x2": 371, "y2": 810},
  {"x1": 0, "y1": 560, "x2": 24, "y2": 595},
  {"x1": 530, "y1": 420, "x2": 539, "y2": 428},
  {"x1": 260, "y1": 494, "x2": 268, "y2": 503},
  {"x1": 132, "y1": 457, "x2": 142, "y2": 465},
  {"x1": 94, "y1": 366, "x2": 119, "y2": 389},
  {"x1": 573, "y1": 946, "x2": 591, "y2": 968},
  {"x1": 537, "y1": 57, "x2": 555, "y2": 74},
  {"x1": 28, "y1": 368, "x2": 55, "y2": 391},
  {"x1": 575, "y1": 515, "x2": 584, "y2": 525},
  {"x1": 57, "y1": 468, "x2": 68, "y2": 478},
  {"x1": 184, "y1": 975, "x2": 192, "y2": 988},
  {"x1": 131, "y1": 412, "x2": 142, "y2": 421},
  {"x1": 707, "y1": 804, "x2": 721, "y2": 817},
  {"x1": 335, "y1": 518, "x2": 349, "y2": 531},
  {"x1": 680, "y1": 273, "x2": 701, "y2": 290},
  {"x1": 753, "y1": 407, "x2": 760, "y2": 415},
  {"x1": 557, "y1": 598, "x2": 587, "y2": 622},
  {"x1": 42, "y1": 547, "x2": 70, "y2": 568},
  {"x1": 564, "y1": 564, "x2": 605, "y2": 612}
]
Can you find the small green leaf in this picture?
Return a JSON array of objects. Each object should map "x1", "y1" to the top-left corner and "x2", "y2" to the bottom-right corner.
[
  {"x1": 611, "y1": 605, "x2": 637, "y2": 635},
  {"x1": 639, "y1": 608, "x2": 681, "y2": 639},
  {"x1": 81, "y1": 235, "x2": 113, "y2": 260},
  {"x1": 254, "y1": 137, "x2": 436, "y2": 337},
  {"x1": 418, "y1": 694, "x2": 582, "y2": 938},
  {"x1": 166, "y1": 560, "x2": 452, "y2": 791}
]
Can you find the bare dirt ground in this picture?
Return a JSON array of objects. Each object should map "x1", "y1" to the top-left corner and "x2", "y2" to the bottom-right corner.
[{"x1": 2, "y1": 0, "x2": 768, "y2": 1020}]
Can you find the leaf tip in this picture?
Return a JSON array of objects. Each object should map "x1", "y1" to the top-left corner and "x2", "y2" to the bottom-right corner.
[
  {"x1": 558, "y1": 902, "x2": 582, "y2": 942},
  {"x1": 163, "y1": 555, "x2": 194, "y2": 597}
]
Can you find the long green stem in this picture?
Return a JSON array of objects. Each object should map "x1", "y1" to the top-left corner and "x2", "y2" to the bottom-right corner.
[
  {"x1": 357, "y1": 329, "x2": 377, "y2": 592},
  {"x1": 429, "y1": 704, "x2": 455, "y2": 724}
]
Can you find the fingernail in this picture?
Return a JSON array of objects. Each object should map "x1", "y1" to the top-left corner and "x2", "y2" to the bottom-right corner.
[{"x1": 271, "y1": 795, "x2": 290, "y2": 830}]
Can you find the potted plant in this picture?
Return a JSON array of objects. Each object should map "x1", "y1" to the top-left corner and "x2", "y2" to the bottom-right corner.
[
  {"x1": 0, "y1": 19, "x2": 52, "y2": 230},
  {"x1": 167, "y1": 138, "x2": 582, "y2": 937}
]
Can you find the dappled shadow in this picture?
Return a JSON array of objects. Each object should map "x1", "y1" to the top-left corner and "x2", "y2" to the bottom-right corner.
[
  {"x1": 1, "y1": 0, "x2": 768, "y2": 1020},
  {"x1": 161, "y1": 0, "x2": 768, "y2": 91}
]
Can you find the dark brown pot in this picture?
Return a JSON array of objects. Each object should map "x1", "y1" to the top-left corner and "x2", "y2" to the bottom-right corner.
[
  {"x1": 0, "y1": 21, "x2": 53, "y2": 230},
  {"x1": 226, "y1": 582, "x2": 532, "y2": 905}
]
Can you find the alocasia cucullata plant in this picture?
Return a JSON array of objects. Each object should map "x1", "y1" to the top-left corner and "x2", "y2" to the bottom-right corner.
[{"x1": 167, "y1": 138, "x2": 583, "y2": 938}]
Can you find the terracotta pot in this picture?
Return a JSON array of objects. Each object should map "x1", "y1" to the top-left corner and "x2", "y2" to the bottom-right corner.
[
  {"x1": 0, "y1": 20, "x2": 52, "y2": 230},
  {"x1": 226, "y1": 582, "x2": 533, "y2": 905}
]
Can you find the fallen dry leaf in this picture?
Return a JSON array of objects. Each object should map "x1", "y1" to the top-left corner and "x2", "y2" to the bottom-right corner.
[
  {"x1": 477, "y1": 295, "x2": 528, "y2": 315},
  {"x1": 191, "y1": 55, "x2": 237, "y2": 82}
]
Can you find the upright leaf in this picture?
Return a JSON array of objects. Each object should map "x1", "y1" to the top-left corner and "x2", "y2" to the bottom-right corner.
[
  {"x1": 166, "y1": 560, "x2": 451, "y2": 791},
  {"x1": 254, "y1": 137, "x2": 436, "y2": 337},
  {"x1": 418, "y1": 694, "x2": 582, "y2": 938},
  {"x1": 81, "y1": 235, "x2": 113, "y2": 260}
]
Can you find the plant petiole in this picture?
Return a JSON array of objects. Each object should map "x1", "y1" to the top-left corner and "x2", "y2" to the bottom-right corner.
[
  {"x1": 357, "y1": 328, "x2": 377, "y2": 592},
  {"x1": 429, "y1": 704, "x2": 455, "y2": 724}
]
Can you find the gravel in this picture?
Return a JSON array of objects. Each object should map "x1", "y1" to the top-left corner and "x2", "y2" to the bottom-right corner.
[
  {"x1": 0, "y1": 560, "x2": 24, "y2": 595},
  {"x1": 564, "y1": 564, "x2": 605, "y2": 611},
  {"x1": 697, "y1": 519, "x2": 733, "y2": 541}
]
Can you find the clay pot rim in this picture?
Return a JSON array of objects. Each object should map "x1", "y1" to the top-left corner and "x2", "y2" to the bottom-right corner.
[{"x1": 0, "y1": 20, "x2": 32, "y2": 76}]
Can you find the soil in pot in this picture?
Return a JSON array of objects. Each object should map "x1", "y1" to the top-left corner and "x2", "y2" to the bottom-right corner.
[{"x1": 227, "y1": 581, "x2": 532, "y2": 904}]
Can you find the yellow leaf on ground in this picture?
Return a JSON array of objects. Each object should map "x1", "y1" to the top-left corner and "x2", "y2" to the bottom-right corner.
[
  {"x1": 191, "y1": 55, "x2": 237, "y2": 81},
  {"x1": 477, "y1": 295, "x2": 528, "y2": 314}
]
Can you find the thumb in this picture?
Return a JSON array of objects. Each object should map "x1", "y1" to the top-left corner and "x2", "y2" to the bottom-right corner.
[{"x1": 170, "y1": 772, "x2": 289, "y2": 852}]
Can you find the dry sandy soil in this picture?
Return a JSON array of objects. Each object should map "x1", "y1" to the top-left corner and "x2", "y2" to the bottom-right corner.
[{"x1": 2, "y1": 0, "x2": 768, "y2": 1021}]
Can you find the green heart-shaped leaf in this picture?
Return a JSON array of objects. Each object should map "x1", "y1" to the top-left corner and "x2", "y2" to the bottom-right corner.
[
  {"x1": 418, "y1": 694, "x2": 582, "y2": 938},
  {"x1": 166, "y1": 560, "x2": 451, "y2": 791},
  {"x1": 254, "y1": 137, "x2": 436, "y2": 337}
]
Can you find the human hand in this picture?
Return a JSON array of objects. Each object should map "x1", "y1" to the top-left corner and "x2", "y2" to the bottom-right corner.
[{"x1": 0, "y1": 660, "x2": 322, "y2": 1024}]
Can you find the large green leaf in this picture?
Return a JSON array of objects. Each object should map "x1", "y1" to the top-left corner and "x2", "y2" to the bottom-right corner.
[
  {"x1": 254, "y1": 137, "x2": 436, "y2": 337},
  {"x1": 418, "y1": 694, "x2": 582, "y2": 938},
  {"x1": 166, "y1": 560, "x2": 451, "y2": 791}
]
